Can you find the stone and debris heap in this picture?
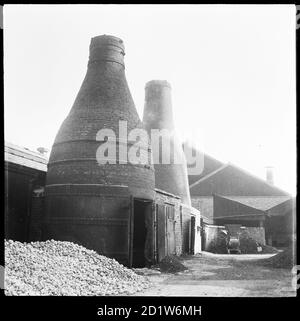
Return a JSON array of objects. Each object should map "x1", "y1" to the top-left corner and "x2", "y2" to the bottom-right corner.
[
  {"x1": 153, "y1": 255, "x2": 188, "y2": 273},
  {"x1": 5, "y1": 239, "x2": 151, "y2": 296},
  {"x1": 256, "y1": 246, "x2": 294, "y2": 269}
]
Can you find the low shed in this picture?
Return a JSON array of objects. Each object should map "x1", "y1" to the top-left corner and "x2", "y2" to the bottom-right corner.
[
  {"x1": 213, "y1": 194, "x2": 294, "y2": 246},
  {"x1": 5, "y1": 142, "x2": 47, "y2": 241}
]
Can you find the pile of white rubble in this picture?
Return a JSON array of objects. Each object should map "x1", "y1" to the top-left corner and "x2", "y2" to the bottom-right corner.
[{"x1": 5, "y1": 239, "x2": 151, "y2": 296}]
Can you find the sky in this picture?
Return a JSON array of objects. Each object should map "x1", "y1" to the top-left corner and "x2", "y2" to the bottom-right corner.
[{"x1": 4, "y1": 5, "x2": 296, "y2": 195}]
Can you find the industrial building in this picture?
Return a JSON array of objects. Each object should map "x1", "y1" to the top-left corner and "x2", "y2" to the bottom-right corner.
[
  {"x1": 189, "y1": 154, "x2": 295, "y2": 249},
  {"x1": 5, "y1": 34, "x2": 294, "y2": 263},
  {"x1": 5, "y1": 35, "x2": 201, "y2": 268},
  {"x1": 4, "y1": 142, "x2": 47, "y2": 242}
]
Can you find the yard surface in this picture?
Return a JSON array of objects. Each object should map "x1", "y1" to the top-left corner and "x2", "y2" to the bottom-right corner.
[{"x1": 134, "y1": 252, "x2": 297, "y2": 297}]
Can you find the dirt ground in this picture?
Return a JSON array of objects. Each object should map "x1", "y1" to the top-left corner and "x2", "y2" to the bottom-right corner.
[{"x1": 134, "y1": 252, "x2": 297, "y2": 297}]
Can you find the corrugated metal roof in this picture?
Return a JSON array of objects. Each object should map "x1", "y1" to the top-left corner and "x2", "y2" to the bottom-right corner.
[
  {"x1": 219, "y1": 195, "x2": 292, "y2": 211},
  {"x1": 5, "y1": 141, "x2": 48, "y2": 172}
]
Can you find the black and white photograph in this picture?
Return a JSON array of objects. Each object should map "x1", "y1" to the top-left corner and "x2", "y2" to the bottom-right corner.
[{"x1": 2, "y1": 3, "x2": 298, "y2": 310}]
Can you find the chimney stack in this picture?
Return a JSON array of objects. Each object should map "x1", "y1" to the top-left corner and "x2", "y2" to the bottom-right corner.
[
  {"x1": 265, "y1": 166, "x2": 274, "y2": 185},
  {"x1": 143, "y1": 80, "x2": 191, "y2": 206}
]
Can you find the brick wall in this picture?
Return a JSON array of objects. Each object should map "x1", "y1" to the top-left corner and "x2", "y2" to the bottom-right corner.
[
  {"x1": 245, "y1": 227, "x2": 266, "y2": 245},
  {"x1": 202, "y1": 224, "x2": 227, "y2": 253},
  {"x1": 192, "y1": 196, "x2": 213, "y2": 224}
]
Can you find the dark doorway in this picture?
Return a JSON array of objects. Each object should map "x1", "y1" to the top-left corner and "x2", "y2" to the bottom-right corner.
[
  {"x1": 190, "y1": 216, "x2": 196, "y2": 254},
  {"x1": 132, "y1": 199, "x2": 152, "y2": 267},
  {"x1": 156, "y1": 204, "x2": 166, "y2": 262}
]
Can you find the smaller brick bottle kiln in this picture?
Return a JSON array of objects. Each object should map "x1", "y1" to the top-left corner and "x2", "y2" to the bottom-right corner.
[{"x1": 143, "y1": 80, "x2": 191, "y2": 206}]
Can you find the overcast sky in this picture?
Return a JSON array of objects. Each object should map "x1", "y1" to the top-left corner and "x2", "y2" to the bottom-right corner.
[{"x1": 4, "y1": 5, "x2": 296, "y2": 195}]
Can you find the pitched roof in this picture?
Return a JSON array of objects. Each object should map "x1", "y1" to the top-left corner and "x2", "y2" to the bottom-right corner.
[
  {"x1": 5, "y1": 141, "x2": 48, "y2": 172},
  {"x1": 217, "y1": 195, "x2": 292, "y2": 212},
  {"x1": 226, "y1": 162, "x2": 290, "y2": 196},
  {"x1": 189, "y1": 156, "x2": 290, "y2": 197},
  {"x1": 189, "y1": 163, "x2": 229, "y2": 189},
  {"x1": 188, "y1": 153, "x2": 225, "y2": 185}
]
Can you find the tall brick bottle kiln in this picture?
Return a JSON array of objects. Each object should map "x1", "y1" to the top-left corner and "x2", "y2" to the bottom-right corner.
[
  {"x1": 44, "y1": 35, "x2": 155, "y2": 266},
  {"x1": 143, "y1": 80, "x2": 191, "y2": 206}
]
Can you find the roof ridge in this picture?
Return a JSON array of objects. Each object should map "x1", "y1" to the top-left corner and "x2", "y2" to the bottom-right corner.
[
  {"x1": 214, "y1": 194, "x2": 292, "y2": 212},
  {"x1": 213, "y1": 194, "x2": 265, "y2": 213},
  {"x1": 222, "y1": 195, "x2": 291, "y2": 199},
  {"x1": 5, "y1": 149, "x2": 48, "y2": 164},
  {"x1": 5, "y1": 141, "x2": 48, "y2": 161},
  {"x1": 189, "y1": 163, "x2": 229, "y2": 189},
  {"x1": 227, "y1": 162, "x2": 291, "y2": 196}
]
